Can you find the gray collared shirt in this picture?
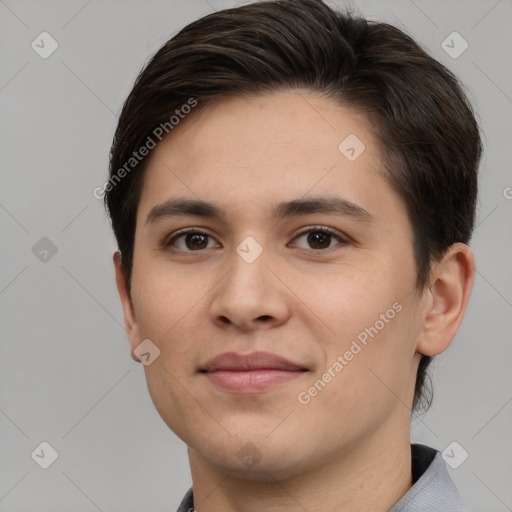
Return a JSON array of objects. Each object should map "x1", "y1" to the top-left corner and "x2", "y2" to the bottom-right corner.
[{"x1": 176, "y1": 443, "x2": 470, "y2": 512}]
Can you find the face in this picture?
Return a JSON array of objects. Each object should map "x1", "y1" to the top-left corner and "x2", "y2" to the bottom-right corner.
[{"x1": 118, "y1": 90, "x2": 426, "y2": 480}]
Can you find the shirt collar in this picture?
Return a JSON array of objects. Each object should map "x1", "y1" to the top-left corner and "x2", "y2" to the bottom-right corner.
[
  {"x1": 176, "y1": 443, "x2": 470, "y2": 512},
  {"x1": 390, "y1": 443, "x2": 471, "y2": 511}
]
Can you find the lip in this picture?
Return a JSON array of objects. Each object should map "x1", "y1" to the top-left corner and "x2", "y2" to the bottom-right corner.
[
  {"x1": 199, "y1": 351, "x2": 308, "y2": 393},
  {"x1": 200, "y1": 351, "x2": 306, "y2": 372}
]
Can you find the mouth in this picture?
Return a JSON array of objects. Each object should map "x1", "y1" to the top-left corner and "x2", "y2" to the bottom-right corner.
[{"x1": 199, "y1": 351, "x2": 308, "y2": 393}]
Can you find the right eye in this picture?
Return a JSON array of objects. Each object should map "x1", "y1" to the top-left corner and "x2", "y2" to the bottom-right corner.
[{"x1": 165, "y1": 229, "x2": 221, "y2": 252}]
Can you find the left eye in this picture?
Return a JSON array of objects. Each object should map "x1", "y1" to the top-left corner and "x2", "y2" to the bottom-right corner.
[
  {"x1": 291, "y1": 227, "x2": 346, "y2": 251},
  {"x1": 165, "y1": 227, "x2": 346, "y2": 252}
]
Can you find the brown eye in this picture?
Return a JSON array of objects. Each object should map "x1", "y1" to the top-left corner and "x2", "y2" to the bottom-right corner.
[
  {"x1": 183, "y1": 233, "x2": 209, "y2": 250},
  {"x1": 306, "y1": 231, "x2": 331, "y2": 249},
  {"x1": 166, "y1": 230, "x2": 219, "y2": 251},
  {"x1": 164, "y1": 226, "x2": 347, "y2": 253},
  {"x1": 292, "y1": 226, "x2": 347, "y2": 251}
]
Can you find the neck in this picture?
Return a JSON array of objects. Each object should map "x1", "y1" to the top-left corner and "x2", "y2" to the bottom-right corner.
[{"x1": 187, "y1": 414, "x2": 413, "y2": 512}]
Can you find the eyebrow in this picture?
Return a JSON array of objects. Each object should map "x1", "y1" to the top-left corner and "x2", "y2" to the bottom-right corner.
[{"x1": 146, "y1": 195, "x2": 376, "y2": 225}]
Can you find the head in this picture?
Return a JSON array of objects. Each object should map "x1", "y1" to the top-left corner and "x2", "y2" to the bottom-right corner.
[{"x1": 105, "y1": 0, "x2": 481, "y2": 478}]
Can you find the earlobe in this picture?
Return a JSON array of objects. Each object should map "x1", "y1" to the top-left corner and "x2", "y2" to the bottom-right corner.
[
  {"x1": 416, "y1": 243, "x2": 475, "y2": 357},
  {"x1": 113, "y1": 251, "x2": 141, "y2": 362}
]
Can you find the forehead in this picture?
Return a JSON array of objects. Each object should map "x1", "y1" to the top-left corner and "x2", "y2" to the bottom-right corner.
[{"x1": 135, "y1": 90, "x2": 405, "y2": 229}]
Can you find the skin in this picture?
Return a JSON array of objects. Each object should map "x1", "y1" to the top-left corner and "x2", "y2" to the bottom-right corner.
[{"x1": 114, "y1": 90, "x2": 475, "y2": 512}]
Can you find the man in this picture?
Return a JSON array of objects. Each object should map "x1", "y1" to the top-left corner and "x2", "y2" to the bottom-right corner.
[{"x1": 104, "y1": 0, "x2": 482, "y2": 510}]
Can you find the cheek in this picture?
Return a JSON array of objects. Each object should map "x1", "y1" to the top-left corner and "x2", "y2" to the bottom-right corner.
[
  {"x1": 342, "y1": 304, "x2": 417, "y2": 412},
  {"x1": 131, "y1": 259, "x2": 199, "y2": 337},
  {"x1": 307, "y1": 271, "x2": 415, "y2": 400},
  {"x1": 303, "y1": 267, "x2": 392, "y2": 346},
  {"x1": 296, "y1": 311, "x2": 414, "y2": 444}
]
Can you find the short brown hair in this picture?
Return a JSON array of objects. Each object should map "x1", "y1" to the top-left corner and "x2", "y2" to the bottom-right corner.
[{"x1": 104, "y1": 0, "x2": 482, "y2": 414}]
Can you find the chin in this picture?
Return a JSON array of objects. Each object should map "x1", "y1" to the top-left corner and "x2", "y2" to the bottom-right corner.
[
  {"x1": 191, "y1": 436, "x2": 313, "y2": 482},
  {"x1": 213, "y1": 455, "x2": 307, "y2": 482}
]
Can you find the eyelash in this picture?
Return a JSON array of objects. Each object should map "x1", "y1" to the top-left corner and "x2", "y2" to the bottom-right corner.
[{"x1": 164, "y1": 225, "x2": 348, "y2": 253}]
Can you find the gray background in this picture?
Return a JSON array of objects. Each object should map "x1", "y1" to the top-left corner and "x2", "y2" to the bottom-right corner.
[{"x1": 1, "y1": 0, "x2": 511, "y2": 510}]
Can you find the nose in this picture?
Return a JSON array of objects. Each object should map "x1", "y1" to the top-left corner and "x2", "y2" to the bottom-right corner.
[{"x1": 208, "y1": 242, "x2": 291, "y2": 332}]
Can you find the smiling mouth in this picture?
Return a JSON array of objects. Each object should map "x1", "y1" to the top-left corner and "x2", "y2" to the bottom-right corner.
[{"x1": 198, "y1": 350, "x2": 309, "y2": 393}]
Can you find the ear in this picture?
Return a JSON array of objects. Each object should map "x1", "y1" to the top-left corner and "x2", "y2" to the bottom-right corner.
[
  {"x1": 416, "y1": 243, "x2": 475, "y2": 357},
  {"x1": 113, "y1": 251, "x2": 141, "y2": 363}
]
